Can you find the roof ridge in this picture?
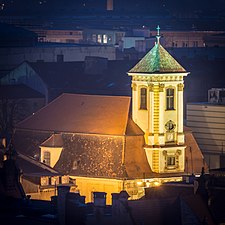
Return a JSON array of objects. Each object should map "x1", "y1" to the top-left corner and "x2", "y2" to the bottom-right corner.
[{"x1": 62, "y1": 93, "x2": 131, "y2": 99}]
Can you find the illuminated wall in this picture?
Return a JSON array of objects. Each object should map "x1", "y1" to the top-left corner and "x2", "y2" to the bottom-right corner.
[{"x1": 40, "y1": 146, "x2": 63, "y2": 167}]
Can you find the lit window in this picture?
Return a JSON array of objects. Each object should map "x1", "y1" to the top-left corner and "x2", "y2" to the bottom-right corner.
[
  {"x1": 140, "y1": 87, "x2": 147, "y2": 109},
  {"x1": 72, "y1": 160, "x2": 80, "y2": 170},
  {"x1": 103, "y1": 34, "x2": 108, "y2": 44},
  {"x1": 166, "y1": 88, "x2": 174, "y2": 110},
  {"x1": 43, "y1": 151, "x2": 50, "y2": 166},
  {"x1": 97, "y1": 34, "x2": 102, "y2": 43},
  {"x1": 73, "y1": 161, "x2": 78, "y2": 170}
]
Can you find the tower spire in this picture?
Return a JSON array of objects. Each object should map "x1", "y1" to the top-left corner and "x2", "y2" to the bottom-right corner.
[{"x1": 156, "y1": 25, "x2": 161, "y2": 44}]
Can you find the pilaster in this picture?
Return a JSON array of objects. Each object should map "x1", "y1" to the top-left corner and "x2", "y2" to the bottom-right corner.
[
  {"x1": 148, "y1": 83, "x2": 154, "y2": 145},
  {"x1": 132, "y1": 82, "x2": 138, "y2": 123},
  {"x1": 177, "y1": 83, "x2": 184, "y2": 145},
  {"x1": 158, "y1": 83, "x2": 165, "y2": 145}
]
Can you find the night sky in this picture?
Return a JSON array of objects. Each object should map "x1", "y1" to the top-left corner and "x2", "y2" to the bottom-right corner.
[{"x1": 0, "y1": 0, "x2": 225, "y2": 16}]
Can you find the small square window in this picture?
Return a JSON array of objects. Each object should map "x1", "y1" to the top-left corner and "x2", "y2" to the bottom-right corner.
[{"x1": 167, "y1": 156, "x2": 175, "y2": 166}]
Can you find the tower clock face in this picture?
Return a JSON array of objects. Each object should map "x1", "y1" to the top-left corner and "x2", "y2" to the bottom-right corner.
[{"x1": 165, "y1": 120, "x2": 176, "y2": 131}]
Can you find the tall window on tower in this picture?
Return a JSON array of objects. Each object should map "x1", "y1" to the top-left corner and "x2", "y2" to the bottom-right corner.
[
  {"x1": 166, "y1": 88, "x2": 175, "y2": 110},
  {"x1": 140, "y1": 87, "x2": 147, "y2": 109}
]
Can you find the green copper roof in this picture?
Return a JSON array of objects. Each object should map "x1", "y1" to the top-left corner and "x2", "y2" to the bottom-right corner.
[{"x1": 128, "y1": 43, "x2": 186, "y2": 74}]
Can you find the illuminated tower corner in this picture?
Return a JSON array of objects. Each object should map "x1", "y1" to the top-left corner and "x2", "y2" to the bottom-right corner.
[{"x1": 127, "y1": 26, "x2": 189, "y2": 174}]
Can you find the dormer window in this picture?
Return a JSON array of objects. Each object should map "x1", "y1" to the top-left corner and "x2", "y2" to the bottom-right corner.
[
  {"x1": 72, "y1": 160, "x2": 80, "y2": 170},
  {"x1": 140, "y1": 87, "x2": 147, "y2": 110},
  {"x1": 40, "y1": 134, "x2": 63, "y2": 168},
  {"x1": 166, "y1": 88, "x2": 175, "y2": 110}
]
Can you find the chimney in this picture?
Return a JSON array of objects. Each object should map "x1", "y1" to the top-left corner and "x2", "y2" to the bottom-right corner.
[
  {"x1": 112, "y1": 191, "x2": 132, "y2": 225},
  {"x1": 112, "y1": 193, "x2": 119, "y2": 205},
  {"x1": 118, "y1": 190, "x2": 130, "y2": 201},
  {"x1": 66, "y1": 192, "x2": 86, "y2": 204},
  {"x1": 93, "y1": 192, "x2": 106, "y2": 207},
  {"x1": 107, "y1": 0, "x2": 113, "y2": 11},
  {"x1": 57, "y1": 185, "x2": 71, "y2": 225},
  {"x1": 111, "y1": 193, "x2": 119, "y2": 217}
]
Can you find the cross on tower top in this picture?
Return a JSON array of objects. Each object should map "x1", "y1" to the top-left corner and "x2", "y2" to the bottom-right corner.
[{"x1": 156, "y1": 25, "x2": 161, "y2": 44}]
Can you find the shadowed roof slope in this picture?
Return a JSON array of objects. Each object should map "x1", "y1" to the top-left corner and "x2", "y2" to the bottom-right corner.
[
  {"x1": 16, "y1": 93, "x2": 131, "y2": 135},
  {"x1": 17, "y1": 153, "x2": 59, "y2": 177},
  {"x1": 40, "y1": 134, "x2": 63, "y2": 147},
  {"x1": 128, "y1": 43, "x2": 186, "y2": 74}
]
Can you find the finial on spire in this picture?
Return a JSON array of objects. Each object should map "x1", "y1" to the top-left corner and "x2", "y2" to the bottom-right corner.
[{"x1": 156, "y1": 25, "x2": 161, "y2": 44}]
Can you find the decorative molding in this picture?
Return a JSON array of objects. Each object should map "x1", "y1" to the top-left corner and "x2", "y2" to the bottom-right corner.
[
  {"x1": 132, "y1": 75, "x2": 184, "y2": 82},
  {"x1": 131, "y1": 83, "x2": 137, "y2": 91},
  {"x1": 159, "y1": 83, "x2": 165, "y2": 92},
  {"x1": 178, "y1": 83, "x2": 184, "y2": 91},
  {"x1": 148, "y1": 83, "x2": 154, "y2": 92}
]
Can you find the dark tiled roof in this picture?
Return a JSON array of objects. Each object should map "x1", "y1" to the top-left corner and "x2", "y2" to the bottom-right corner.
[
  {"x1": 129, "y1": 184, "x2": 215, "y2": 225},
  {"x1": 125, "y1": 119, "x2": 144, "y2": 136},
  {"x1": 55, "y1": 133, "x2": 126, "y2": 178},
  {"x1": 0, "y1": 84, "x2": 44, "y2": 99},
  {"x1": 0, "y1": 23, "x2": 36, "y2": 38},
  {"x1": 128, "y1": 43, "x2": 186, "y2": 74},
  {"x1": 14, "y1": 128, "x2": 152, "y2": 179},
  {"x1": 40, "y1": 134, "x2": 63, "y2": 147},
  {"x1": 16, "y1": 93, "x2": 131, "y2": 136},
  {"x1": 26, "y1": 60, "x2": 133, "y2": 97},
  {"x1": 17, "y1": 153, "x2": 59, "y2": 177},
  {"x1": 124, "y1": 134, "x2": 153, "y2": 178},
  {"x1": 184, "y1": 131, "x2": 208, "y2": 174},
  {"x1": 128, "y1": 197, "x2": 181, "y2": 225},
  {"x1": 14, "y1": 130, "x2": 52, "y2": 158},
  {"x1": 28, "y1": 61, "x2": 83, "y2": 89}
]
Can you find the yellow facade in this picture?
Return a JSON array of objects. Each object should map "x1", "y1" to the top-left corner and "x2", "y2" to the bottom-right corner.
[
  {"x1": 71, "y1": 176, "x2": 124, "y2": 204},
  {"x1": 128, "y1": 73, "x2": 188, "y2": 174},
  {"x1": 40, "y1": 146, "x2": 63, "y2": 167},
  {"x1": 70, "y1": 176, "x2": 183, "y2": 204}
]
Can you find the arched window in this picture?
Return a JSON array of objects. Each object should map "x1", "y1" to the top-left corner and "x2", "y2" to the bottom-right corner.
[
  {"x1": 43, "y1": 151, "x2": 51, "y2": 166},
  {"x1": 166, "y1": 88, "x2": 175, "y2": 110},
  {"x1": 140, "y1": 87, "x2": 147, "y2": 109}
]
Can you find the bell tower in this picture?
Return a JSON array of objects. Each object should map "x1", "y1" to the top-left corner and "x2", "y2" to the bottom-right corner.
[{"x1": 128, "y1": 26, "x2": 189, "y2": 173}]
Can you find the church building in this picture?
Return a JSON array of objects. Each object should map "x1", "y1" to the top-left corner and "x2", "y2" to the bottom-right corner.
[
  {"x1": 14, "y1": 28, "x2": 206, "y2": 204},
  {"x1": 128, "y1": 28, "x2": 187, "y2": 174}
]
